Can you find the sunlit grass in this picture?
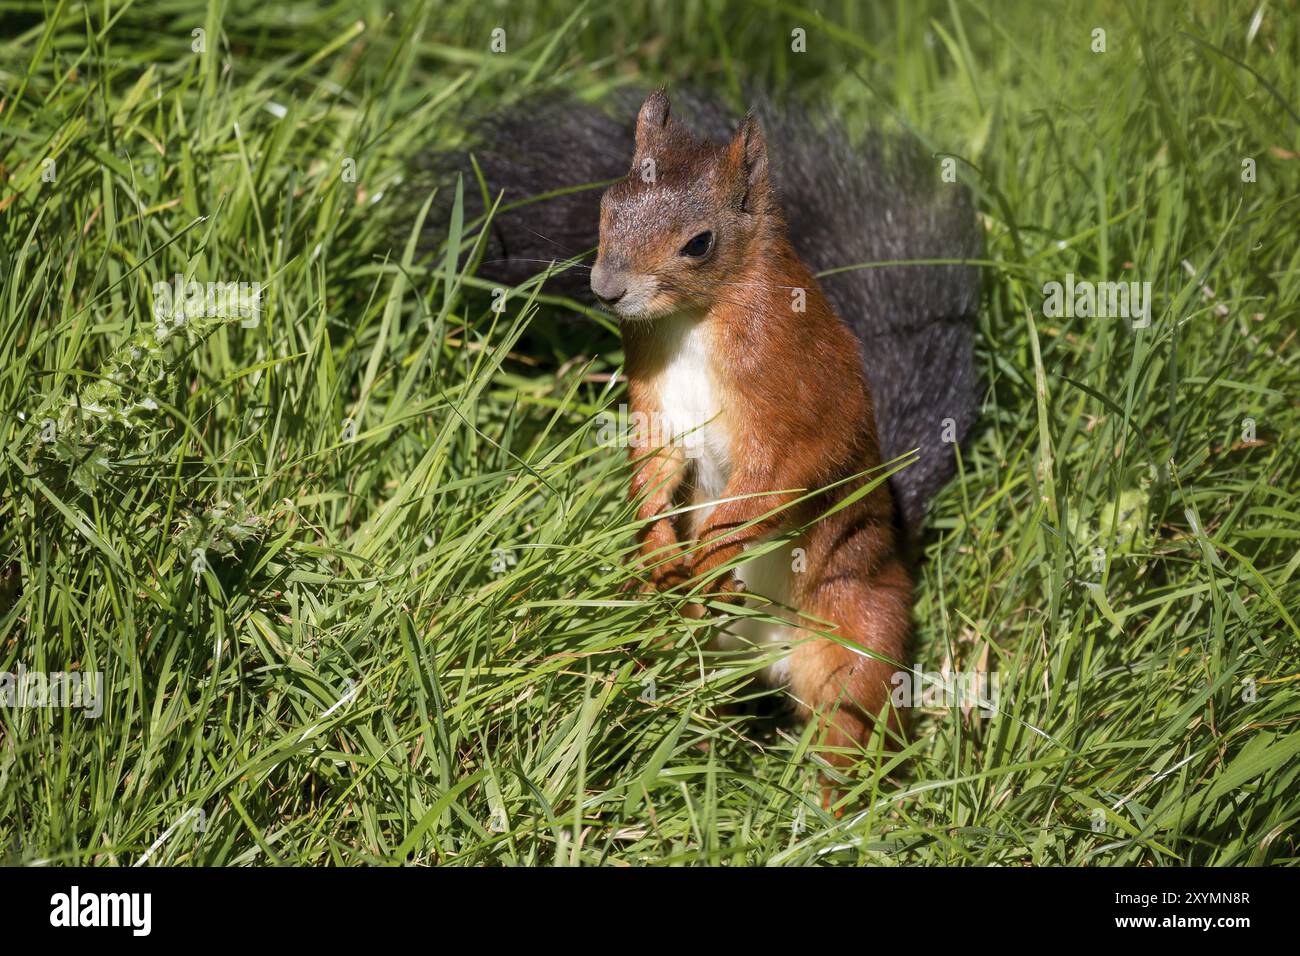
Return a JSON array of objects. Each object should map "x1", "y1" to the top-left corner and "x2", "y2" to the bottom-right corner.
[{"x1": 0, "y1": 0, "x2": 1296, "y2": 865}]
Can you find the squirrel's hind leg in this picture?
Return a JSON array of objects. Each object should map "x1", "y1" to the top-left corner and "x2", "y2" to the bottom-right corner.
[{"x1": 787, "y1": 557, "x2": 912, "y2": 811}]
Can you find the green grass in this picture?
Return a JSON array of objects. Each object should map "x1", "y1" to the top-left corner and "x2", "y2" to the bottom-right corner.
[{"x1": 1, "y1": 0, "x2": 1297, "y2": 866}]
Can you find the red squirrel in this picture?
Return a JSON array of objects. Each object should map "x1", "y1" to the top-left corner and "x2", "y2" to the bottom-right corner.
[
  {"x1": 435, "y1": 89, "x2": 981, "y2": 537},
  {"x1": 590, "y1": 91, "x2": 911, "y2": 780}
]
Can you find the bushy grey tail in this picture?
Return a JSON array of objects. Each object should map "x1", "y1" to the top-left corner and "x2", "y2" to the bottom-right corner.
[
  {"x1": 427, "y1": 96, "x2": 631, "y2": 301},
  {"x1": 427, "y1": 91, "x2": 982, "y2": 538}
]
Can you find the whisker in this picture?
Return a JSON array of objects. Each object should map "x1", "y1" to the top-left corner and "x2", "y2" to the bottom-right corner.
[
  {"x1": 519, "y1": 225, "x2": 595, "y2": 257},
  {"x1": 478, "y1": 258, "x2": 593, "y2": 271}
]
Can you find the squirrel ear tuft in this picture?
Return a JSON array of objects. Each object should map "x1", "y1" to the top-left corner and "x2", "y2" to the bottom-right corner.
[
  {"x1": 634, "y1": 89, "x2": 673, "y2": 151},
  {"x1": 729, "y1": 111, "x2": 770, "y2": 211}
]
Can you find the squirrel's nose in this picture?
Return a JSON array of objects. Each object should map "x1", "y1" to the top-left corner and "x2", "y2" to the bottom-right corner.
[{"x1": 591, "y1": 266, "x2": 627, "y2": 307}]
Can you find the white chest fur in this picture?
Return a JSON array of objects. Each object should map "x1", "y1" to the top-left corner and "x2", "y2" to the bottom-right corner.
[
  {"x1": 652, "y1": 315, "x2": 795, "y2": 686},
  {"x1": 653, "y1": 316, "x2": 730, "y2": 504}
]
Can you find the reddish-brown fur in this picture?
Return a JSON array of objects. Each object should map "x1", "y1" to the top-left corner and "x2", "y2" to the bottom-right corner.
[{"x1": 594, "y1": 92, "x2": 911, "y2": 804}]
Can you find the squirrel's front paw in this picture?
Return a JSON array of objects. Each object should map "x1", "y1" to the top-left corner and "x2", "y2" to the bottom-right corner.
[
  {"x1": 681, "y1": 572, "x2": 746, "y2": 620},
  {"x1": 697, "y1": 570, "x2": 747, "y2": 604},
  {"x1": 625, "y1": 559, "x2": 691, "y2": 595}
]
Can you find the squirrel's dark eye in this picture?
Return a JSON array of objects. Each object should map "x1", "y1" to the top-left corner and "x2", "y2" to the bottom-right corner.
[{"x1": 680, "y1": 231, "x2": 714, "y2": 258}]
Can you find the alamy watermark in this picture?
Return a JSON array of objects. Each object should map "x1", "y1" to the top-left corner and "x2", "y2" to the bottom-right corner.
[
  {"x1": 152, "y1": 273, "x2": 264, "y2": 328},
  {"x1": 1042, "y1": 273, "x2": 1151, "y2": 328},
  {"x1": 890, "y1": 669, "x2": 1000, "y2": 718},
  {"x1": 1, "y1": 665, "x2": 104, "y2": 718},
  {"x1": 49, "y1": 886, "x2": 150, "y2": 936},
  {"x1": 594, "y1": 404, "x2": 706, "y2": 458}
]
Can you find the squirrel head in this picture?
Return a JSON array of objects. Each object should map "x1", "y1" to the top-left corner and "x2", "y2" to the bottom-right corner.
[{"x1": 591, "y1": 90, "x2": 778, "y2": 320}]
